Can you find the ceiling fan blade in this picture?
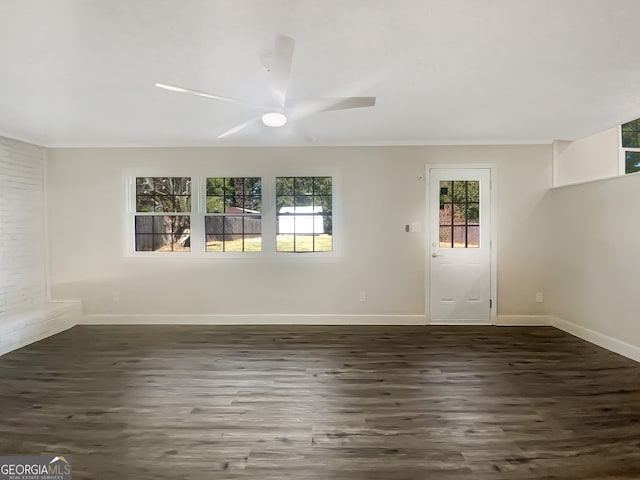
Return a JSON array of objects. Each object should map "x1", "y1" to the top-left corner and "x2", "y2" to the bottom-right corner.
[
  {"x1": 217, "y1": 117, "x2": 260, "y2": 139},
  {"x1": 156, "y1": 83, "x2": 261, "y2": 108},
  {"x1": 268, "y1": 35, "x2": 295, "y2": 107},
  {"x1": 288, "y1": 97, "x2": 376, "y2": 118}
]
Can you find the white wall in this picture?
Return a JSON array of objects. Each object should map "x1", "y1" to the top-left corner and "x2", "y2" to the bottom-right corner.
[
  {"x1": 0, "y1": 136, "x2": 47, "y2": 313},
  {"x1": 553, "y1": 127, "x2": 619, "y2": 186},
  {"x1": 548, "y1": 173, "x2": 640, "y2": 350},
  {"x1": 46, "y1": 145, "x2": 552, "y2": 321}
]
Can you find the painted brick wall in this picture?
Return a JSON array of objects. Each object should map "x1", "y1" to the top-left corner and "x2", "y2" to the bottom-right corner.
[{"x1": 0, "y1": 136, "x2": 47, "y2": 315}]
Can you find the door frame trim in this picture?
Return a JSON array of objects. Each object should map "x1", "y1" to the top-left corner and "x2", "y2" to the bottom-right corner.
[{"x1": 424, "y1": 164, "x2": 498, "y2": 325}]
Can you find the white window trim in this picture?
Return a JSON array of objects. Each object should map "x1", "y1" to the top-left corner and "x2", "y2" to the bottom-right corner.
[{"x1": 124, "y1": 173, "x2": 338, "y2": 259}]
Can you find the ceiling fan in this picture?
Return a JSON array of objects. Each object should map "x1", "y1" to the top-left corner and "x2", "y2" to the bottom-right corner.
[{"x1": 156, "y1": 35, "x2": 376, "y2": 138}]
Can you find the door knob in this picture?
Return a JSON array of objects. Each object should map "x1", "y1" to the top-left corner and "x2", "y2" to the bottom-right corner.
[{"x1": 432, "y1": 253, "x2": 438, "y2": 258}]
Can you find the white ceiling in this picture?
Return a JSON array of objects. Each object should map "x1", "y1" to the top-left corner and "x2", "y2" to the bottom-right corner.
[{"x1": 2, "y1": 0, "x2": 640, "y2": 147}]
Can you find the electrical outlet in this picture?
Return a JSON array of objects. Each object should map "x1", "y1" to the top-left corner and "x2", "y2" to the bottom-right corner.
[
  {"x1": 535, "y1": 292, "x2": 544, "y2": 303},
  {"x1": 359, "y1": 291, "x2": 366, "y2": 302}
]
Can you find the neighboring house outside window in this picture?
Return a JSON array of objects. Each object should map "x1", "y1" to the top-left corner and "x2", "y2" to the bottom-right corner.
[{"x1": 621, "y1": 118, "x2": 640, "y2": 174}]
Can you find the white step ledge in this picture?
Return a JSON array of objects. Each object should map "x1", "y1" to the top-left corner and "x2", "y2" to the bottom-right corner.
[{"x1": 0, "y1": 301, "x2": 81, "y2": 356}]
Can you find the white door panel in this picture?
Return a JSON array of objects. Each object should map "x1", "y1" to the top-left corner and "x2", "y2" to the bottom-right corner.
[{"x1": 429, "y1": 168, "x2": 491, "y2": 324}]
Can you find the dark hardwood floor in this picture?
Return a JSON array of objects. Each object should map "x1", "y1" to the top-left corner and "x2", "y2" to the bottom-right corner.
[{"x1": 0, "y1": 325, "x2": 639, "y2": 479}]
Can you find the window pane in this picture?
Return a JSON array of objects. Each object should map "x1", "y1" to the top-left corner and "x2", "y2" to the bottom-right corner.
[
  {"x1": 153, "y1": 177, "x2": 171, "y2": 195},
  {"x1": 136, "y1": 177, "x2": 152, "y2": 195},
  {"x1": 136, "y1": 195, "x2": 154, "y2": 213},
  {"x1": 622, "y1": 131, "x2": 639, "y2": 148},
  {"x1": 153, "y1": 195, "x2": 176, "y2": 213},
  {"x1": 244, "y1": 177, "x2": 262, "y2": 195},
  {"x1": 314, "y1": 234, "x2": 333, "y2": 252},
  {"x1": 276, "y1": 177, "x2": 293, "y2": 195},
  {"x1": 225, "y1": 193, "x2": 238, "y2": 210},
  {"x1": 244, "y1": 216, "x2": 261, "y2": 234},
  {"x1": 136, "y1": 176, "x2": 195, "y2": 213},
  {"x1": 276, "y1": 234, "x2": 294, "y2": 252},
  {"x1": 207, "y1": 196, "x2": 224, "y2": 213},
  {"x1": 440, "y1": 204, "x2": 452, "y2": 225},
  {"x1": 206, "y1": 235, "x2": 223, "y2": 252},
  {"x1": 294, "y1": 177, "x2": 314, "y2": 195},
  {"x1": 135, "y1": 216, "x2": 153, "y2": 234},
  {"x1": 277, "y1": 214, "x2": 292, "y2": 234},
  {"x1": 223, "y1": 235, "x2": 244, "y2": 252},
  {"x1": 314, "y1": 195, "x2": 332, "y2": 214},
  {"x1": 294, "y1": 215, "x2": 314, "y2": 234},
  {"x1": 453, "y1": 203, "x2": 466, "y2": 225},
  {"x1": 622, "y1": 121, "x2": 637, "y2": 133},
  {"x1": 453, "y1": 181, "x2": 466, "y2": 202},
  {"x1": 294, "y1": 194, "x2": 313, "y2": 207},
  {"x1": 224, "y1": 216, "x2": 243, "y2": 235},
  {"x1": 439, "y1": 226, "x2": 452, "y2": 248},
  {"x1": 277, "y1": 196, "x2": 294, "y2": 212},
  {"x1": 248, "y1": 195, "x2": 262, "y2": 212},
  {"x1": 453, "y1": 226, "x2": 466, "y2": 247},
  {"x1": 467, "y1": 203, "x2": 480, "y2": 224},
  {"x1": 172, "y1": 233, "x2": 191, "y2": 251},
  {"x1": 205, "y1": 214, "x2": 261, "y2": 252},
  {"x1": 320, "y1": 215, "x2": 332, "y2": 236},
  {"x1": 135, "y1": 222, "x2": 191, "y2": 253},
  {"x1": 294, "y1": 235, "x2": 314, "y2": 252},
  {"x1": 314, "y1": 177, "x2": 332, "y2": 195},
  {"x1": 170, "y1": 177, "x2": 191, "y2": 196},
  {"x1": 153, "y1": 234, "x2": 169, "y2": 251},
  {"x1": 467, "y1": 181, "x2": 479, "y2": 202},
  {"x1": 135, "y1": 234, "x2": 154, "y2": 251},
  {"x1": 205, "y1": 216, "x2": 224, "y2": 235},
  {"x1": 439, "y1": 181, "x2": 452, "y2": 203},
  {"x1": 206, "y1": 177, "x2": 225, "y2": 196},
  {"x1": 174, "y1": 196, "x2": 191, "y2": 212},
  {"x1": 625, "y1": 151, "x2": 640, "y2": 174},
  {"x1": 225, "y1": 177, "x2": 242, "y2": 191},
  {"x1": 467, "y1": 226, "x2": 480, "y2": 248},
  {"x1": 244, "y1": 234, "x2": 262, "y2": 252}
]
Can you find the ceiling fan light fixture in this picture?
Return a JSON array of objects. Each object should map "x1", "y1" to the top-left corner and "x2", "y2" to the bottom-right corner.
[{"x1": 262, "y1": 112, "x2": 287, "y2": 127}]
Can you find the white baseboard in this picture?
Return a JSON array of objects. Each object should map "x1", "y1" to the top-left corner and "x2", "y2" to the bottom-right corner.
[
  {"x1": 550, "y1": 316, "x2": 640, "y2": 363},
  {"x1": 10, "y1": 308, "x2": 638, "y2": 365},
  {"x1": 429, "y1": 320, "x2": 493, "y2": 325},
  {"x1": 81, "y1": 314, "x2": 427, "y2": 325},
  {"x1": 496, "y1": 315, "x2": 552, "y2": 326},
  {"x1": 0, "y1": 301, "x2": 82, "y2": 356}
]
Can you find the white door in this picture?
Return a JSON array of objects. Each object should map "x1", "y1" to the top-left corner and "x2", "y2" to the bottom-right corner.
[{"x1": 429, "y1": 168, "x2": 492, "y2": 324}]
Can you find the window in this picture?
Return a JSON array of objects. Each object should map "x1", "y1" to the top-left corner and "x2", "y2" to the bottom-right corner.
[
  {"x1": 134, "y1": 177, "x2": 191, "y2": 252},
  {"x1": 205, "y1": 177, "x2": 262, "y2": 252},
  {"x1": 439, "y1": 180, "x2": 479, "y2": 248},
  {"x1": 129, "y1": 175, "x2": 334, "y2": 256},
  {"x1": 276, "y1": 176, "x2": 332, "y2": 252},
  {"x1": 621, "y1": 118, "x2": 640, "y2": 174}
]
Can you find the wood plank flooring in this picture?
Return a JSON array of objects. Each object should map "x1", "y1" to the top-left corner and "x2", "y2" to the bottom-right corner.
[{"x1": 0, "y1": 326, "x2": 639, "y2": 479}]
